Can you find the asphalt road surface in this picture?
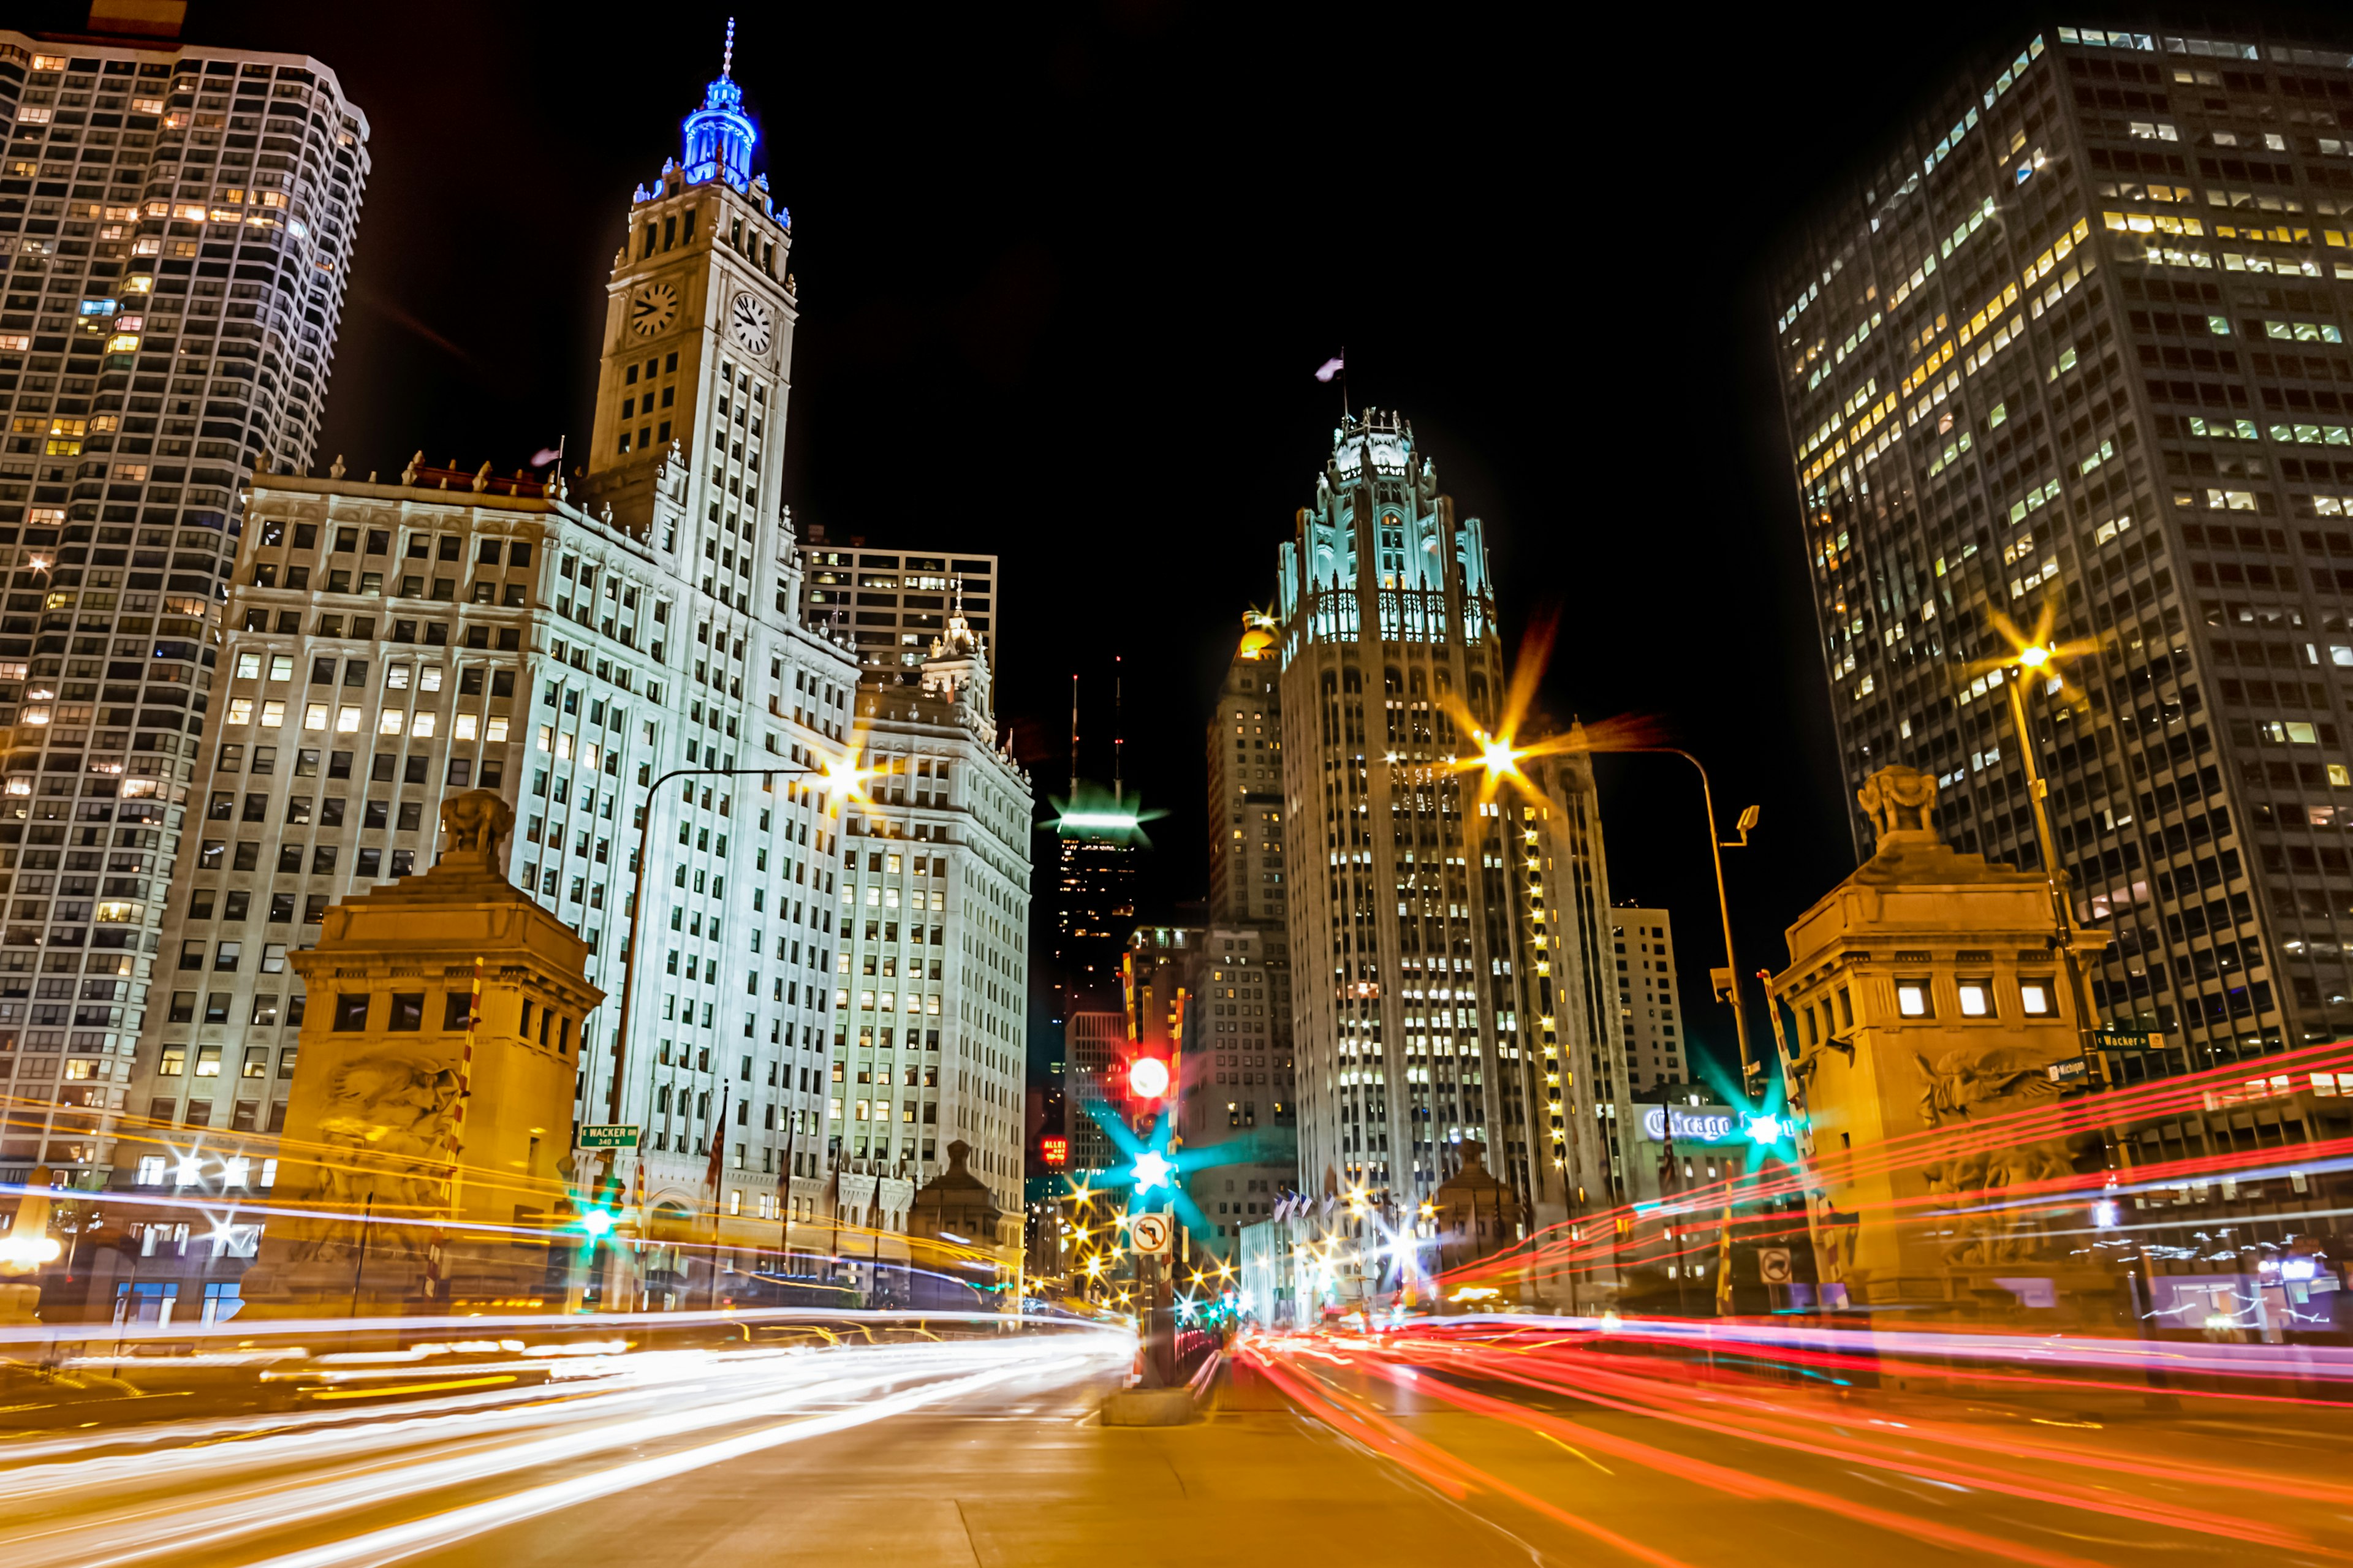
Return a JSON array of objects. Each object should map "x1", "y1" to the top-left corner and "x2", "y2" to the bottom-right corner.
[{"x1": 7, "y1": 1324, "x2": 2352, "y2": 1567}]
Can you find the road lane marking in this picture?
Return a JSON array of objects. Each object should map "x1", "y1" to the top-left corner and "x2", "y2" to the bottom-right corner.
[{"x1": 1537, "y1": 1431, "x2": 1615, "y2": 1475}]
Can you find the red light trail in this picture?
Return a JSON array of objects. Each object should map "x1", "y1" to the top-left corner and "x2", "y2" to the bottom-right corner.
[{"x1": 1248, "y1": 1325, "x2": 2353, "y2": 1563}]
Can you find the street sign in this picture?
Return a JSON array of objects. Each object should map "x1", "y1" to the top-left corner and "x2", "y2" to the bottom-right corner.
[
  {"x1": 578, "y1": 1124, "x2": 641, "y2": 1149},
  {"x1": 1130, "y1": 1212, "x2": 1173, "y2": 1256},
  {"x1": 2090, "y1": 1029, "x2": 2159, "y2": 1052},
  {"x1": 2046, "y1": 1056, "x2": 2091, "y2": 1086},
  {"x1": 1757, "y1": 1248, "x2": 1794, "y2": 1286}
]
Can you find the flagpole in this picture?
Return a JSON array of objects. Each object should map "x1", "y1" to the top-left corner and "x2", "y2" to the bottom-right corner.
[
  {"x1": 705, "y1": 1080, "x2": 730, "y2": 1308},
  {"x1": 1314, "y1": 349, "x2": 1349, "y2": 416},
  {"x1": 777, "y1": 1099, "x2": 801, "y2": 1296}
]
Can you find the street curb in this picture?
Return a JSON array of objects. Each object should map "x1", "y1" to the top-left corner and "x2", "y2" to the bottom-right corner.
[{"x1": 1101, "y1": 1349, "x2": 1221, "y2": 1426}]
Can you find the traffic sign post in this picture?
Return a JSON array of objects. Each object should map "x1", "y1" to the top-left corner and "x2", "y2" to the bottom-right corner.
[
  {"x1": 578, "y1": 1125, "x2": 641, "y2": 1149},
  {"x1": 1130, "y1": 1211, "x2": 1173, "y2": 1256},
  {"x1": 1121, "y1": 1209, "x2": 1177, "y2": 1388},
  {"x1": 1757, "y1": 1247, "x2": 1794, "y2": 1286}
]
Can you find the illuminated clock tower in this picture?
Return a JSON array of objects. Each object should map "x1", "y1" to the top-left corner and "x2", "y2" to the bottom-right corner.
[
  {"x1": 568, "y1": 28, "x2": 868, "y2": 1229},
  {"x1": 585, "y1": 21, "x2": 795, "y2": 607}
]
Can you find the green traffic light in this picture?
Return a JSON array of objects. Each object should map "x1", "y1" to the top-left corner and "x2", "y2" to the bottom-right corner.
[{"x1": 578, "y1": 1208, "x2": 616, "y2": 1239}]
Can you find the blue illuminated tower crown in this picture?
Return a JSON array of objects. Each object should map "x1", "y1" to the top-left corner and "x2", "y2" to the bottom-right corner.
[{"x1": 683, "y1": 18, "x2": 756, "y2": 190}]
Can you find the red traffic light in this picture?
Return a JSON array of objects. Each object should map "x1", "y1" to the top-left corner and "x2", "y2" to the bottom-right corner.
[{"x1": 1127, "y1": 1056, "x2": 1171, "y2": 1102}]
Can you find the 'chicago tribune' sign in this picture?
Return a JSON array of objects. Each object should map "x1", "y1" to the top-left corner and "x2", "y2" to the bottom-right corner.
[{"x1": 1639, "y1": 1107, "x2": 1737, "y2": 1143}]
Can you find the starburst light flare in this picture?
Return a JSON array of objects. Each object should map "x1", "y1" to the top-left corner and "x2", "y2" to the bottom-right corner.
[
  {"x1": 1961, "y1": 602, "x2": 2101, "y2": 713},
  {"x1": 1438, "y1": 609, "x2": 1681, "y2": 801},
  {"x1": 819, "y1": 752, "x2": 870, "y2": 799}
]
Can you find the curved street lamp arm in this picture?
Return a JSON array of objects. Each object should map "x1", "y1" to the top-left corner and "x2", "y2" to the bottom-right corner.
[
  {"x1": 604, "y1": 763, "x2": 833, "y2": 1135},
  {"x1": 1590, "y1": 746, "x2": 1759, "y2": 1093}
]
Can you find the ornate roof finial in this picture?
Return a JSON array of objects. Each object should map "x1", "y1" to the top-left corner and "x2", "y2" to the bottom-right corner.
[{"x1": 685, "y1": 20, "x2": 755, "y2": 189}]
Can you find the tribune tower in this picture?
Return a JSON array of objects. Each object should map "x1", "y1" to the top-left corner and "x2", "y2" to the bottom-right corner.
[{"x1": 1275, "y1": 412, "x2": 1561, "y2": 1232}]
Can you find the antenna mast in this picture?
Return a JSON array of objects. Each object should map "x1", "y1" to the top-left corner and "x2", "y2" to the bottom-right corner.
[
  {"x1": 1113, "y1": 655, "x2": 1124, "y2": 803},
  {"x1": 1069, "y1": 672, "x2": 1080, "y2": 796}
]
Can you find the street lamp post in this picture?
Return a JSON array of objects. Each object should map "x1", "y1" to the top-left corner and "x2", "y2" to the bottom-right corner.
[
  {"x1": 1584, "y1": 748, "x2": 1760, "y2": 1093},
  {"x1": 2001, "y1": 639, "x2": 2149, "y2": 1330},
  {"x1": 599, "y1": 759, "x2": 857, "y2": 1306},
  {"x1": 1466, "y1": 730, "x2": 1757, "y2": 1307},
  {"x1": 2000, "y1": 651, "x2": 2104, "y2": 1057}
]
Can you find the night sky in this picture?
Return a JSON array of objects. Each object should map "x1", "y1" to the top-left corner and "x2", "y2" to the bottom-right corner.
[{"x1": 37, "y1": 0, "x2": 2340, "y2": 1088}]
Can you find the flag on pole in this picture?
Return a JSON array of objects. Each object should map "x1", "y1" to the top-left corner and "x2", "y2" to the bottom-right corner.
[
  {"x1": 1313, "y1": 354, "x2": 1344, "y2": 384},
  {"x1": 529, "y1": 445, "x2": 562, "y2": 468}
]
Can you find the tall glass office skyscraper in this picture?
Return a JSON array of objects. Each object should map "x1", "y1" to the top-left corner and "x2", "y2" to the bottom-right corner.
[{"x1": 1772, "y1": 25, "x2": 2353, "y2": 1070}]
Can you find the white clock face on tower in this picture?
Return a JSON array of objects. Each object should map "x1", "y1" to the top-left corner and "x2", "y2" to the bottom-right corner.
[
  {"x1": 629, "y1": 280, "x2": 680, "y2": 337},
  {"x1": 729, "y1": 292, "x2": 773, "y2": 354}
]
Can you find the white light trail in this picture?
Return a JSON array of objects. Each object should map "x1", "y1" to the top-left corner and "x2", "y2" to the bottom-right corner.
[
  {"x1": 6, "y1": 1330, "x2": 1128, "y2": 1568},
  {"x1": 235, "y1": 1346, "x2": 1112, "y2": 1568}
]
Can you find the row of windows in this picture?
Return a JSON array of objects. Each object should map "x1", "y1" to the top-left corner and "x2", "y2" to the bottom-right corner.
[
  {"x1": 212, "y1": 744, "x2": 463, "y2": 781},
  {"x1": 205, "y1": 790, "x2": 432, "y2": 831},
  {"x1": 1883, "y1": 975, "x2": 2061, "y2": 1021},
  {"x1": 161, "y1": 993, "x2": 298, "y2": 1030},
  {"x1": 233, "y1": 610, "x2": 520, "y2": 653},
  {"x1": 323, "y1": 988, "x2": 577, "y2": 1050},
  {"x1": 252, "y1": 521, "x2": 528, "y2": 565},
  {"x1": 194, "y1": 841, "x2": 419, "y2": 878},
  {"x1": 231, "y1": 654, "x2": 518, "y2": 697}
]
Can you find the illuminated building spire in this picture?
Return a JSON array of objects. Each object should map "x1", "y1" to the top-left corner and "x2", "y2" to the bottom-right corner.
[{"x1": 683, "y1": 17, "x2": 756, "y2": 190}]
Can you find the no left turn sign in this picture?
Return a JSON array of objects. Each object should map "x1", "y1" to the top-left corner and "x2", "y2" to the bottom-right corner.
[{"x1": 1130, "y1": 1213, "x2": 1173, "y2": 1256}]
